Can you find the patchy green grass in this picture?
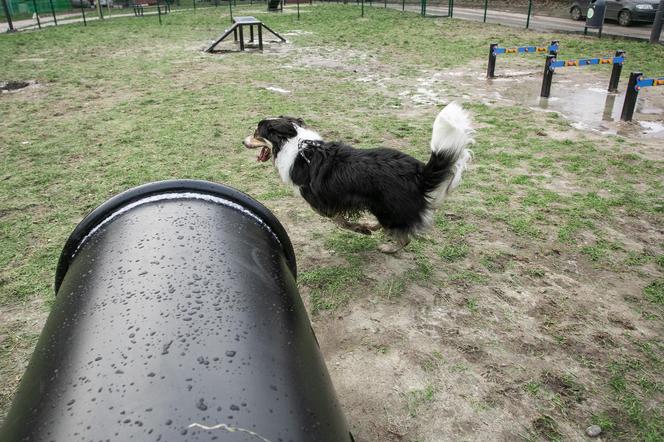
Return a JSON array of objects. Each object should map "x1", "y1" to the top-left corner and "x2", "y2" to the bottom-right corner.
[
  {"x1": 1, "y1": 4, "x2": 663, "y2": 440},
  {"x1": 299, "y1": 259, "x2": 365, "y2": 312},
  {"x1": 404, "y1": 385, "x2": 437, "y2": 418}
]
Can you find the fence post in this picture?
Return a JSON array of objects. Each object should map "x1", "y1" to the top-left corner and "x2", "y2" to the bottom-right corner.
[
  {"x1": 526, "y1": 0, "x2": 532, "y2": 28},
  {"x1": 297, "y1": 0, "x2": 300, "y2": 19},
  {"x1": 157, "y1": 0, "x2": 162, "y2": 24},
  {"x1": 79, "y1": 0, "x2": 86, "y2": 26},
  {"x1": 483, "y1": 0, "x2": 487, "y2": 22},
  {"x1": 650, "y1": 0, "x2": 664, "y2": 43},
  {"x1": 193, "y1": 0, "x2": 196, "y2": 11},
  {"x1": 47, "y1": 0, "x2": 58, "y2": 25},
  {"x1": 449, "y1": 0, "x2": 453, "y2": 17},
  {"x1": 1, "y1": 0, "x2": 15, "y2": 31},
  {"x1": 361, "y1": 0, "x2": 364, "y2": 16},
  {"x1": 540, "y1": 54, "x2": 555, "y2": 98},
  {"x1": 421, "y1": 0, "x2": 426, "y2": 16},
  {"x1": 608, "y1": 50, "x2": 624, "y2": 92},
  {"x1": 620, "y1": 72, "x2": 641, "y2": 121},
  {"x1": 402, "y1": 0, "x2": 404, "y2": 11},
  {"x1": 31, "y1": 0, "x2": 41, "y2": 29},
  {"x1": 228, "y1": 0, "x2": 232, "y2": 21},
  {"x1": 487, "y1": 42, "x2": 497, "y2": 78}
]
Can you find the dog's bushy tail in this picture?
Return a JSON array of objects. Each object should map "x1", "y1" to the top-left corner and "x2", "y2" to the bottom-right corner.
[{"x1": 422, "y1": 102, "x2": 473, "y2": 209}]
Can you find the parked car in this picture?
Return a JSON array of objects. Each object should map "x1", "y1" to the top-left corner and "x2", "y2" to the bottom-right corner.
[
  {"x1": 71, "y1": 0, "x2": 93, "y2": 7},
  {"x1": 569, "y1": 0, "x2": 660, "y2": 26}
]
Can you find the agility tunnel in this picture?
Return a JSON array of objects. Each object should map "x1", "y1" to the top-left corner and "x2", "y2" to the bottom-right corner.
[{"x1": 0, "y1": 180, "x2": 353, "y2": 442}]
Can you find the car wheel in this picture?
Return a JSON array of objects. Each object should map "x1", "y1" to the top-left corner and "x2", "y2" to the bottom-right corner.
[
  {"x1": 618, "y1": 10, "x2": 632, "y2": 26},
  {"x1": 570, "y1": 6, "x2": 583, "y2": 21}
]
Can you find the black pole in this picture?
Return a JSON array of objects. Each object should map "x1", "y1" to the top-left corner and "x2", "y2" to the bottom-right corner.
[
  {"x1": 297, "y1": 0, "x2": 300, "y2": 19},
  {"x1": 487, "y1": 42, "x2": 497, "y2": 78},
  {"x1": 402, "y1": 0, "x2": 404, "y2": 11},
  {"x1": 228, "y1": 0, "x2": 232, "y2": 21},
  {"x1": 608, "y1": 50, "x2": 624, "y2": 92},
  {"x1": 526, "y1": 0, "x2": 532, "y2": 28},
  {"x1": 384, "y1": 0, "x2": 386, "y2": 8},
  {"x1": 157, "y1": 0, "x2": 161, "y2": 24},
  {"x1": 361, "y1": 0, "x2": 364, "y2": 16},
  {"x1": 1, "y1": 0, "x2": 15, "y2": 32},
  {"x1": 620, "y1": 72, "x2": 641, "y2": 121},
  {"x1": 650, "y1": 0, "x2": 664, "y2": 43},
  {"x1": 540, "y1": 54, "x2": 555, "y2": 98},
  {"x1": 193, "y1": 0, "x2": 196, "y2": 11},
  {"x1": 31, "y1": 0, "x2": 41, "y2": 29},
  {"x1": 48, "y1": 0, "x2": 57, "y2": 25},
  {"x1": 80, "y1": 0, "x2": 86, "y2": 25},
  {"x1": 482, "y1": 0, "x2": 487, "y2": 22}
]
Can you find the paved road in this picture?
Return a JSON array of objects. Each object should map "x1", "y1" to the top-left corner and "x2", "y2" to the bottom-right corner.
[
  {"x1": 393, "y1": 4, "x2": 655, "y2": 40},
  {"x1": 1, "y1": 3, "x2": 660, "y2": 41}
]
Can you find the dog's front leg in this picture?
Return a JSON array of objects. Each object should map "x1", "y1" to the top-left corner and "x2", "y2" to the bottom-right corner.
[
  {"x1": 378, "y1": 235, "x2": 411, "y2": 254},
  {"x1": 332, "y1": 215, "x2": 373, "y2": 235}
]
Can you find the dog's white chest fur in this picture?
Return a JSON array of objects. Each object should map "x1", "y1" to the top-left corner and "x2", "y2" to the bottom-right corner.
[{"x1": 274, "y1": 126, "x2": 322, "y2": 189}]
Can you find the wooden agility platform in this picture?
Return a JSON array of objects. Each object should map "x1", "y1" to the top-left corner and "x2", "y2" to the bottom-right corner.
[{"x1": 206, "y1": 16, "x2": 286, "y2": 52}]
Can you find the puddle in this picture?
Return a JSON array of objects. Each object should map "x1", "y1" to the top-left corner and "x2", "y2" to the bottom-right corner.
[
  {"x1": 264, "y1": 86, "x2": 291, "y2": 94},
  {"x1": 1, "y1": 80, "x2": 31, "y2": 92},
  {"x1": 486, "y1": 68, "x2": 664, "y2": 139}
]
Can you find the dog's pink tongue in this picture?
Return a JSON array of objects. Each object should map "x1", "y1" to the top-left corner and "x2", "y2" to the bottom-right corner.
[{"x1": 257, "y1": 146, "x2": 271, "y2": 162}]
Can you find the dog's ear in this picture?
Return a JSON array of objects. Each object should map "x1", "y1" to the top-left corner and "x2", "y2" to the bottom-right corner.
[{"x1": 295, "y1": 118, "x2": 305, "y2": 127}]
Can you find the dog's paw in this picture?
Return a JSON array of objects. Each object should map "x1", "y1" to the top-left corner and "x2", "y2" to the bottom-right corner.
[{"x1": 378, "y1": 243, "x2": 401, "y2": 254}]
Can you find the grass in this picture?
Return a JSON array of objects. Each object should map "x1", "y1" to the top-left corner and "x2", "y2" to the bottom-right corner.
[
  {"x1": 1, "y1": 4, "x2": 663, "y2": 440},
  {"x1": 404, "y1": 385, "x2": 437, "y2": 417}
]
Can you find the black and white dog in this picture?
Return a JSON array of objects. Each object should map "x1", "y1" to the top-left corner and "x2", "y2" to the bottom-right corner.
[{"x1": 243, "y1": 102, "x2": 473, "y2": 253}]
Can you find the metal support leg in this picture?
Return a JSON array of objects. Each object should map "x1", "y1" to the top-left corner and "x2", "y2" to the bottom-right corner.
[
  {"x1": 250, "y1": 25, "x2": 254, "y2": 43},
  {"x1": 239, "y1": 25, "x2": 245, "y2": 51},
  {"x1": 540, "y1": 54, "x2": 555, "y2": 98},
  {"x1": 620, "y1": 72, "x2": 641, "y2": 121},
  {"x1": 234, "y1": 27, "x2": 238, "y2": 41},
  {"x1": 258, "y1": 24, "x2": 263, "y2": 50},
  {"x1": 487, "y1": 43, "x2": 497, "y2": 78},
  {"x1": 608, "y1": 49, "x2": 625, "y2": 92}
]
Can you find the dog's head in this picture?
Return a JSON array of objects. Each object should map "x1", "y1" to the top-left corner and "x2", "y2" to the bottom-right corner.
[{"x1": 243, "y1": 117, "x2": 306, "y2": 162}]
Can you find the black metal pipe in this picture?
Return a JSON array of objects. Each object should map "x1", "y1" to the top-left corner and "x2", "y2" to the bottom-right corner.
[
  {"x1": 31, "y1": 0, "x2": 41, "y2": 29},
  {"x1": 487, "y1": 42, "x2": 497, "y2": 78},
  {"x1": 608, "y1": 49, "x2": 624, "y2": 92},
  {"x1": 1, "y1": 0, "x2": 15, "y2": 32},
  {"x1": 540, "y1": 54, "x2": 555, "y2": 98},
  {"x1": 650, "y1": 0, "x2": 664, "y2": 43},
  {"x1": 80, "y1": 0, "x2": 86, "y2": 25},
  {"x1": 48, "y1": 0, "x2": 57, "y2": 25},
  {"x1": 0, "y1": 180, "x2": 353, "y2": 442},
  {"x1": 621, "y1": 71, "x2": 641, "y2": 121}
]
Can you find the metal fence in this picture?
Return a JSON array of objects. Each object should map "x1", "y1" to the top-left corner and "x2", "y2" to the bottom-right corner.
[{"x1": 1, "y1": 0, "x2": 659, "y2": 42}]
